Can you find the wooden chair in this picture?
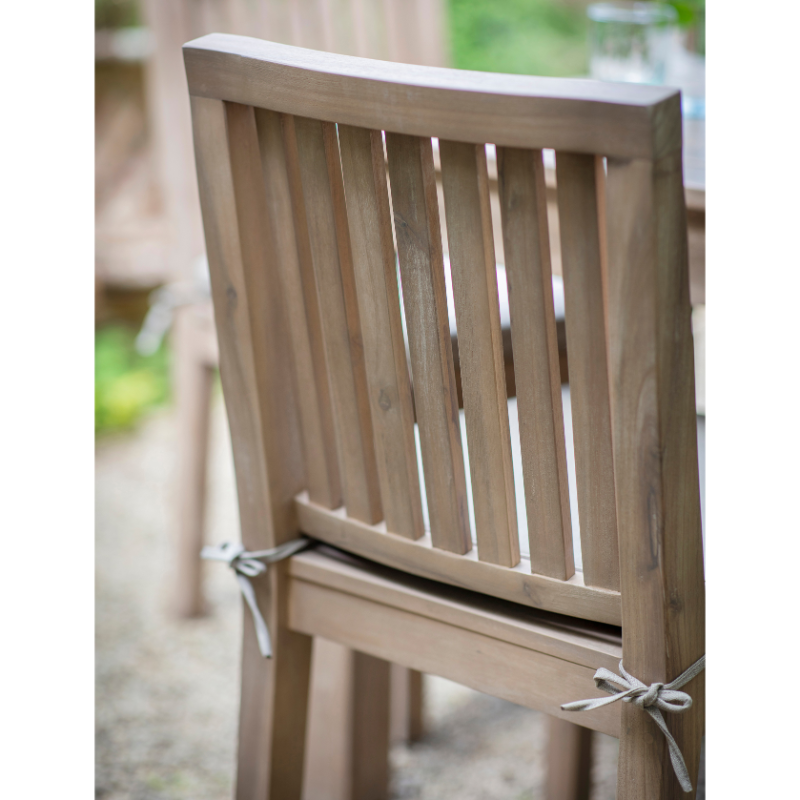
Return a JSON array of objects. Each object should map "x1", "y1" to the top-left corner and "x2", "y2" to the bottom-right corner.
[{"x1": 185, "y1": 33, "x2": 705, "y2": 800}]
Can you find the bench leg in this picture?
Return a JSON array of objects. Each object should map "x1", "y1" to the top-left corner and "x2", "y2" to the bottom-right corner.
[
  {"x1": 172, "y1": 310, "x2": 214, "y2": 618},
  {"x1": 546, "y1": 716, "x2": 593, "y2": 800}
]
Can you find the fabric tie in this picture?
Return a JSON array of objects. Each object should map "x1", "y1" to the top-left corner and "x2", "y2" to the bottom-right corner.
[
  {"x1": 561, "y1": 655, "x2": 705, "y2": 793},
  {"x1": 201, "y1": 538, "x2": 314, "y2": 658}
]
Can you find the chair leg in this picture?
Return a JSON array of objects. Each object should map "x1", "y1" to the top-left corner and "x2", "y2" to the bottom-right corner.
[
  {"x1": 304, "y1": 640, "x2": 391, "y2": 800},
  {"x1": 237, "y1": 565, "x2": 314, "y2": 800},
  {"x1": 390, "y1": 666, "x2": 425, "y2": 745},
  {"x1": 546, "y1": 717, "x2": 593, "y2": 800},
  {"x1": 172, "y1": 310, "x2": 213, "y2": 618},
  {"x1": 616, "y1": 673, "x2": 704, "y2": 800}
]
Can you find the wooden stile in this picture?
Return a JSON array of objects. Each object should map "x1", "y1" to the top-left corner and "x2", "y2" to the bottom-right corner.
[
  {"x1": 191, "y1": 96, "x2": 313, "y2": 800},
  {"x1": 556, "y1": 152, "x2": 620, "y2": 591},
  {"x1": 605, "y1": 152, "x2": 704, "y2": 799},
  {"x1": 497, "y1": 147, "x2": 574, "y2": 579},
  {"x1": 292, "y1": 115, "x2": 383, "y2": 524},
  {"x1": 439, "y1": 140, "x2": 519, "y2": 567},
  {"x1": 255, "y1": 108, "x2": 342, "y2": 510},
  {"x1": 385, "y1": 132, "x2": 471, "y2": 555},
  {"x1": 337, "y1": 124, "x2": 425, "y2": 540}
]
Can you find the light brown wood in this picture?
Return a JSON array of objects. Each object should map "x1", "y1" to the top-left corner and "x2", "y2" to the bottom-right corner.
[
  {"x1": 385, "y1": 133, "x2": 471, "y2": 555},
  {"x1": 288, "y1": 549, "x2": 621, "y2": 737},
  {"x1": 390, "y1": 665, "x2": 425, "y2": 745},
  {"x1": 295, "y1": 494, "x2": 621, "y2": 625},
  {"x1": 440, "y1": 140, "x2": 519, "y2": 567},
  {"x1": 605, "y1": 151, "x2": 705, "y2": 799},
  {"x1": 351, "y1": 651, "x2": 391, "y2": 798},
  {"x1": 546, "y1": 717, "x2": 593, "y2": 800},
  {"x1": 556, "y1": 153, "x2": 620, "y2": 591},
  {"x1": 303, "y1": 639, "x2": 391, "y2": 800},
  {"x1": 187, "y1": 40, "x2": 704, "y2": 800},
  {"x1": 292, "y1": 115, "x2": 382, "y2": 524},
  {"x1": 172, "y1": 308, "x2": 215, "y2": 617},
  {"x1": 497, "y1": 147, "x2": 574, "y2": 579},
  {"x1": 184, "y1": 34, "x2": 683, "y2": 159},
  {"x1": 255, "y1": 107, "x2": 342, "y2": 509},
  {"x1": 191, "y1": 95, "x2": 312, "y2": 800},
  {"x1": 282, "y1": 113, "x2": 344, "y2": 508},
  {"x1": 337, "y1": 124, "x2": 424, "y2": 540}
]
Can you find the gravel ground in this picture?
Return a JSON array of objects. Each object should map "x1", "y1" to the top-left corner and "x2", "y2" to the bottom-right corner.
[{"x1": 96, "y1": 398, "x2": 687, "y2": 800}]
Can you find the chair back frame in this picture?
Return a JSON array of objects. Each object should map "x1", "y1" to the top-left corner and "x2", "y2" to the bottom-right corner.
[{"x1": 185, "y1": 34, "x2": 704, "y2": 799}]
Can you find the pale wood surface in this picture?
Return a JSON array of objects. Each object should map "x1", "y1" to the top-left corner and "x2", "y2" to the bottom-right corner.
[
  {"x1": 440, "y1": 140, "x2": 519, "y2": 567},
  {"x1": 288, "y1": 548, "x2": 621, "y2": 737},
  {"x1": 295, "y1": 494, "x2": 622, "y2": 626},
  {"x1": 386, "y1": 133, "x2": 471, "y2": 555},
  {"x1": 184, "y1": 34, "x2": 682, "y2": 159},
  {"x1": 606, "y1": 152, "x2": 705, "y2": 798},
  {"x1": 187, "y1": 38, "x2": 704, "y2": 798},
  {"x1": 282, "y1": 113, "x2": 344, "y2": 507},
  {"x1": 191, "y1": 94, "x2": 312, "y2": 799},
  {"x1": 497, "y1": 147, "x2": 574, "y2": 580},
  {"x1": 302, "y1": 638, "x2": 392, "y2": 800},
  {"x1": 337, "y1": 124, "x2": 424, "y2": 540},
  {"x1": 255, "y1": 108, "x2": 342, "y2": 509},
  {"x1": 546, "y1": 717, "x2": 593, "y2": 800},
  {"x1": 556, "y1": 153, "x2": 620, "y2": 592},
  {"x1": 172, "y1": 309, "x2": 214, "y2": 617},
  {"x1": 293, "y1": 115, "x2": 382, "y2": 524}
]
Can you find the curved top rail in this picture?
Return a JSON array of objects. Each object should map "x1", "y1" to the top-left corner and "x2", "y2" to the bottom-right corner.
[{"x1": 184, "y1": 34, "x2": 681, "y2": 159}]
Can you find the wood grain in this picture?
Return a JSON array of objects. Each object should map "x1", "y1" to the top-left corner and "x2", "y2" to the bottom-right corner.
[
  {"x1": 295, "y1": 493, "x2": 621, "y2": 625},
  {"x1": 546, "y1": 717, "x2": 593, "y2": 800},
  {"x1": 439, "y1": 140, "x2": 519, "y2": 567},
  {"x1": 255, "y1": 107, "x2": 342, "y2": 509},
  {"x1": 605, "y1": 152, "x2": 705, "y2": 799},
  {"x1": 497, "y1": 147, "x2": 574, "y2": 579},
  {"x1": 385, "y1": 132, "x2": 471, "y2": 555},
  {"x1": 337, "y1": 124, "x2": 424, "y2": 540},
  {"x1": 293, "y1": 115, "x2": 383, "y2": 524},
  {"x1": 556, "y1": 152, "x2": 620, "y2": 591},
  {"x1": 288, "y1": 549, "x2": 621, "y2": 737},
  {"x1": 282, "y1": 113, "x2": 343, "y2": 509},
  {"x1": 185, "y1": 34, "x2": 682, "y2": 159},
  {"x1": 191, "y1": 95, "x2": 312, "y2": 800}
]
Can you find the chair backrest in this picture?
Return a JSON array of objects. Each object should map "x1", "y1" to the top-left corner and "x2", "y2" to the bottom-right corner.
[{"x1": 185, "y1": 34, "x2": 704, "y2": 694}]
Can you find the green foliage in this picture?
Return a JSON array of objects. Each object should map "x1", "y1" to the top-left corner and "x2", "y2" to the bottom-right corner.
[
  {"x1": 665, "y1": 0, "x2": 705, "y2": 28},
  {"x1": 447, "y1": 0, "x2": 589, "y2": 77},
  {"x1": 95, "y1": 325, "x2": 170, "y2": 435},
  {"x1": 95, "y1": 0, "x2": 141, "y2": 30}
]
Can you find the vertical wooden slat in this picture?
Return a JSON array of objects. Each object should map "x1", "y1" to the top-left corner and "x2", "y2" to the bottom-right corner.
[
  {"x1": 191, "y1": 95, "x2": 312, "y2": 800},
  {"x1": 556, "y1": 152, "x2": 620, "y2": 591},
  {"x1": 337, "y1": 124, "x2": 425, "y2": 539},
  {"x1": 292, "y1": 115, "x2": 383, "y2": 524},
  {"x1": 282, "y1": 114, "x2": 343, "y2": 509},
  {"x1": 606, "y1": 151, "x2": 704, "y2": 799},
  {"x1": 255, "y1": 108, "x2": 342, "y2": 510},
  {"x1": 439, "y1": 140, "x2": 519, "y2": 567},
  {"x1": 497, "y1": 147, "x2": 574, "y2": 579},
  {"x1": 385, "y1": 133, "x2": 471, "y2": 555}
]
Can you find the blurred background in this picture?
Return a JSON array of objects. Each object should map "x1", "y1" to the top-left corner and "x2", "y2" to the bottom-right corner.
[{"x1": 95, "y1": 2, "x2": 704, "y2": 798}]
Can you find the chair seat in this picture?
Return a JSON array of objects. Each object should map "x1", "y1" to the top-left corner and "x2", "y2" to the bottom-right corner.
[{"x1": 287, "y1": 544, "x2": 622, "y2": 738}]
